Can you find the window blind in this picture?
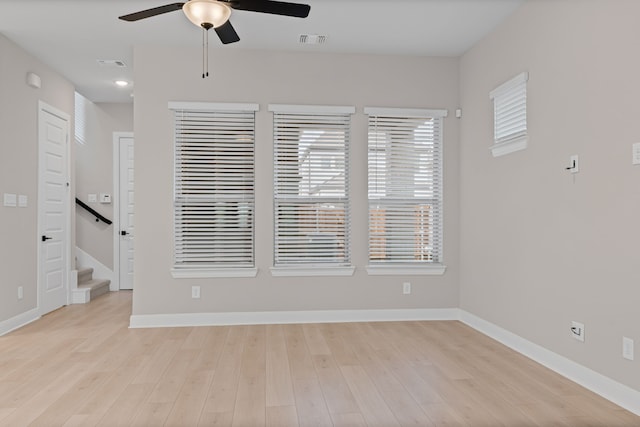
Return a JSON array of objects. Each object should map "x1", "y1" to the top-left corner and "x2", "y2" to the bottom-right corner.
[
  {"x1": 74, "y1": 91, "x2": 90, "y2": 145},
  {"x1": 490, "y1": 72, "x2": 528, "y2": 146},
  {"x1": 366, "y1": 107, "x2": 445, "y2": 264},
  {"x1": 271, "y1": 104, "x2": 354, "y2": 266},
  {"x1": 171, "y1": 102, "x2": 257, "y2": 269}
]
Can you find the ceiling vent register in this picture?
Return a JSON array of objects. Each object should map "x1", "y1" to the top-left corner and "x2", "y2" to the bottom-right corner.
[
  {"x1": 299, "y1": 34, "x2": 327, "y2": 45},
  {"x1": 97, "y1": 59, "x2": 127, "y2": 67}
]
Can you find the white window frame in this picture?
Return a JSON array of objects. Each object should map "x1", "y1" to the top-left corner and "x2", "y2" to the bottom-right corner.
[
  {"x1": 269, "y1": 104, "x2": 355, "y2": 277},
  {"x1": 365, "y1": 107, "x2": 447, "y2": 276},
  {"x1": 169, "y1": 101, "x2": 259, "y2": 278},
  {"x1": 490, "y1": 72, "x2": 529, "y2": 157}
]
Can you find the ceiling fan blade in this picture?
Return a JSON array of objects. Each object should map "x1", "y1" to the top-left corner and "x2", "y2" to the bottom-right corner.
[
  {"x1": 229, "y1": 0, "x2": 310, "y2": 18},
  {"x1": 119, "y1": 3, "x2": 185, "y2": 21},
  {"x1": 215, "y1": 21, "x2": 241, "y2": 44}
]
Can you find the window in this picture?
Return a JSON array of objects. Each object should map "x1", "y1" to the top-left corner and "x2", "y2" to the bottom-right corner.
[
  {"x1": 74, "y1": 91, "x2": 90, "y2": 145},
  {"x1": 270, "y1": 104, "x2": 355, "y2": 276},
  {"x1": 365, "y1": 107, "x2": 446, "y2": 275},
  {"x1": 170, "y1": 102, "x2": 259, "y2": 278},
  {"x1": 490, "y1": 72, "x2": 529, "y2": 157}
]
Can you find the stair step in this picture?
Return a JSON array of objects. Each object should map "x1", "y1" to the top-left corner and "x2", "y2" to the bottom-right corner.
[
  {"x1": 78, "y1": 279, "x2": 110, "y2": 300},
  {"x1": 78, "y1": 267, "x2": 94, "y2": 285}
]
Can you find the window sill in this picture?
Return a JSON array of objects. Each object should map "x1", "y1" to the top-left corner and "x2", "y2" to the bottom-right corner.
[
  {"x1": 171, "y1": 267, "x2": 258, "y2": 279},
  {"x1": 270, "y1": 266, "x2": 356, "y2": 277},
  {"x1": 490, "y1": 136, "x2": 527, "y2": 157},
  {"x1": 366, "y1": 264, "x2": 446, "y2": 276}
]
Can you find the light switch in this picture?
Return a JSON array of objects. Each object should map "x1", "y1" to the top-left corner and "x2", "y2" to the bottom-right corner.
[
  {"x1": 3, "y1": 193, "x2": 17, "y2": 207},
  {"x1": 18, "y1": 195, "x2": 27, "y2": 208},
  {"x1": 88, "y1": 194, "x2": 97, "y2": 203},
  {"x1": 100, "y1": 193, "x2": 111, "y2": 204}
]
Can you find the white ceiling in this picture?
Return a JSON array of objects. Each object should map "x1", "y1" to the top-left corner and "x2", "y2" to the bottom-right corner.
[{"x1": 0, "y1": 0, "x2": 524, "y2": 103}]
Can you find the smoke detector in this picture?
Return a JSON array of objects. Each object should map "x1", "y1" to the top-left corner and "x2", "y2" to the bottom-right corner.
[{"x1": 299, "y1": 34, "x2": 327, "y2": 45}]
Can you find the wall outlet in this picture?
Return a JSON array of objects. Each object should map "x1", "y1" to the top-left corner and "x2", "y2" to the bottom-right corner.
[
  {"x1": 403, "y1": 282, "x2": 411, "y2": 295},
  {"x1": 623, "y1": 337, "x2": 634, "y2": 361},
  {"x1": 571, "y1": 321, "x2": 585, "y2": 342},
  {"x1": 17, "y1": 286, "x2": 23, "y2": 300},
  {"x1": 191, "y1": 286, "x2": 200, "y2": 299}
]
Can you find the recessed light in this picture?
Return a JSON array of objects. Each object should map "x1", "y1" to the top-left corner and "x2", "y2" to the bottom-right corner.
[{"x1": 114, "y1": 80, "x2": 129, "y2": 87}]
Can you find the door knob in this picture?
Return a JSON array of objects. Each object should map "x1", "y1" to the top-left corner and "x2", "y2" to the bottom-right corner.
[
  {"x1": 41, "y1": 235, "x2": 52, "y2": 242},
  {"x1": 121, "y1": 230, "x2": 129, "y2": 236}
]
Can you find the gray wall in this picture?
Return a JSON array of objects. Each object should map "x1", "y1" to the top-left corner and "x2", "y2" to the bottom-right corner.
[
  {"x1": 0, "y1": 33, "x2": 74, "y2": 323},
  {"x1": 460, "y1": 0, "x2": 640, "y2": 391},
  {"x1": 75, "y1": 101, "x2": 133, "y2": 269},
  {"x1": 132, "y1": 47, "x2": 460, "y2": 315}
]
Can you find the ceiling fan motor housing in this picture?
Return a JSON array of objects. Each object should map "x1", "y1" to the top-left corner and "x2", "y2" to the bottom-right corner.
[{"x1": 183, "y1": 0, "x2": 232, "y2": 28}]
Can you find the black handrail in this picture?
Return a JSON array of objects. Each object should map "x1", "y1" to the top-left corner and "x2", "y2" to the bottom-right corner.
[{"x1": 75, "y1": 198, "x2": 112, "y2": 225}]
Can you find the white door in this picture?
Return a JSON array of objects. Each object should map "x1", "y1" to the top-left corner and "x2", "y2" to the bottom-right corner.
[
  {"x1": 118, "y1": 135, "x2": 134, "y2": 290},
  {"x1": 38, "y1": 103, "x2": 70, "y2": 314}
]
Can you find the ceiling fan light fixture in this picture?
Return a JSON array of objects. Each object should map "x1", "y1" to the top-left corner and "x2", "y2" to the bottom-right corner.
[{"x1": 183, "y1": 0, "x2": 232, "y2": 29}]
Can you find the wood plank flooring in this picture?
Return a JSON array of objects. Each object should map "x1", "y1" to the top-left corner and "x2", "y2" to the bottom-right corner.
[{"x1": 0, "y1": 291, "x2": 637, "y2": 426}]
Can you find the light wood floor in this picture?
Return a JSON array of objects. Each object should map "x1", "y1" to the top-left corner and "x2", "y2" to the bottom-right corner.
[{"x1": 0, "y1": 292, "x2": 637, "y2": 427}]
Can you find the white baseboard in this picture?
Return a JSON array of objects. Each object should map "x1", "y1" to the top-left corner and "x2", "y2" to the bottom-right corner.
[
  {"x1": 459, "y1": 310, "x2": 640, "y2": 416},
  {"x1": 0, "y1": 308, "x2": 40, "y2": 336},
  {"x1": 75, "y1": 247, "x2": 114, "y2": 290},
  {"x1": 129, "y1": 307, "x2": 459, "y2": 329}
]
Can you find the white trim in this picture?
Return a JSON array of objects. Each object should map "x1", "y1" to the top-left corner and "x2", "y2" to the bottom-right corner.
[
  {"x1": 366, "y1": 264, "x2": 446, "y2": 276},
  {"x1": 460, "y1": 310, "x2": 640, "y2": 417},
  {"x1": 130, "y1": 307, "x2": 459, "y2": 328},
  {"x1": 489, "y1": 71, "x2": 529, "y2": 100},
  {"x1": 270, "y1": 266, "x2": 355, "y2": 277},
  {"x1": 490, "y1": 136, "x2": 528, "y2": 157},
  {"x1": 69, "y1": 268, "x2": 90, "y2": 304},
  {"x1": 268, "y1": 104, "x2": 356, "y2": 115},
  {"x1": 364, "y1": 107, "x2": 448, "y2": 118},
  {"x1": 71, "y1": 287, "x2": 91, "y2": 304},
  {"x1": 0, "y1": 308, "x2": 40, "y2": 336},
  {"x1": 168, "y1": 101, "x2": 259, "y2": 112},
  {"x1": 170, "y1": 267, "x2": 258, "y2": 278}
]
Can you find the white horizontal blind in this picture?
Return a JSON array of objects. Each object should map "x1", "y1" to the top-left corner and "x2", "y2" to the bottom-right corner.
[
  {"x1": 74, "y1": 91, "x2": 90, "y2": 145},
  {"x1": 367, "y1": 109, "x2": 444, "y2": 264},
  {"x1": 272, "y1": 106, "x2": 352, "y2": 266},
  {"x1": 172, "y1": 105, "x2": 256, "y2": 269},
  {"x1": 490, "y1": 72, "x2": 528, "y2": 145}
]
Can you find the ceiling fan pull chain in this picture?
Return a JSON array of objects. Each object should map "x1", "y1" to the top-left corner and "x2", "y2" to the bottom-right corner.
[{"x1": 202, "y1": 26, "x2": 206, "y2": 78}]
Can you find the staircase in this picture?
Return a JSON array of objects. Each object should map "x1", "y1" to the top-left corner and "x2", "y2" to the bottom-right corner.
[{"x1": 77, "y1": 268, "x2": 110, "y2": 301}]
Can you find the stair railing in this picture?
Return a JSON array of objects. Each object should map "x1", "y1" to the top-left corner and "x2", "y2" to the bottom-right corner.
[{"x1": 75, "y1": 198, "x2": 112, "y2": 225}]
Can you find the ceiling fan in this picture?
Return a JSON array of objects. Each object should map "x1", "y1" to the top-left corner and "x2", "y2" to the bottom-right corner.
[{"x1": 119, "y1": 0, "x2": 311, "y2": 77}]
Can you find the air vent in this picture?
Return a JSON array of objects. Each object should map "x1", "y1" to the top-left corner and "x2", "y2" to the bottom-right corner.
[
  {"x1": 299, "y1": 34, "x2": 327, "y2": 45},
  {"x1": 97, "y1": 59, "x2": 127, "y2": 68}
]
